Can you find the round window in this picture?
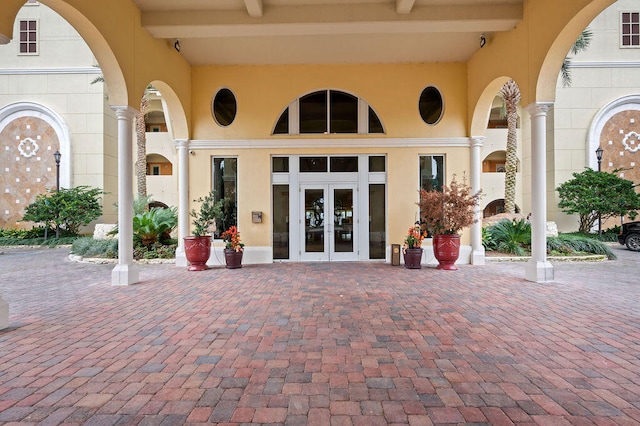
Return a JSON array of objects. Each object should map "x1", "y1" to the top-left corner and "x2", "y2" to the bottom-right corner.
[
  {"x1": 212, "y1": 88, "x2": 237, "y2": 126},
  {"x1": 419, "y1": 86, "x2": 444, "y2": 125}
]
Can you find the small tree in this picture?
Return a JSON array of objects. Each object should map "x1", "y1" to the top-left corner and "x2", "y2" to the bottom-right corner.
[
  {"x1": 418, "y1": 175, "x2": 482, "y2": 235},
  {"x1": 22, "y1": 186, "x2": 105, "y2": 236},
  {"x1": 557, "y1": 169, "x2": 640, "y2": 233}
]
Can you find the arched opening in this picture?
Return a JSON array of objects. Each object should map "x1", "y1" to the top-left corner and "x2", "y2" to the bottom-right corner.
[
  {"x1": 483, "y1": 199, "x2": 521, "y2": 218},
  {"x1": 146, "y1": 153, "x2": 172, "y2": 176}
]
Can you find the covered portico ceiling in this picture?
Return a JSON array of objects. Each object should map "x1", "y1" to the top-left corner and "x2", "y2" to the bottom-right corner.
[{"x1": 132, "y1": 0, "x2": 523, "y2": 65}]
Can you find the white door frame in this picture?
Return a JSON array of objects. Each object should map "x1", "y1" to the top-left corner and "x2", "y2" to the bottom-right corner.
[{"x1": 299, "y1": 183, "x2": 358, "y2": 261}]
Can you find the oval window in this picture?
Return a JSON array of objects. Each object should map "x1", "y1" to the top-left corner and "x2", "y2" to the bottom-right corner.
[
  {"x1": 419, "y1": 86, "x2": 443, "y2": 125},
  {"x1": 212, "y1": 88, "x2": 237, "y2": 126}
]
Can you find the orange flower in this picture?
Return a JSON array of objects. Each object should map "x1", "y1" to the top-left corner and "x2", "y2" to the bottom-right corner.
[{"x1": 221, "y1": 226, "x2": 245, "y2": 252}]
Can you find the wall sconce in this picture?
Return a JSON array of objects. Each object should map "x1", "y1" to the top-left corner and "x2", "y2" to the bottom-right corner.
[
  {"x1": 479, "y1": 34, "x2": 487, "y2": 48},
  {"x1": 173, "y1": 39, "x2": 181, "y2": 52}
]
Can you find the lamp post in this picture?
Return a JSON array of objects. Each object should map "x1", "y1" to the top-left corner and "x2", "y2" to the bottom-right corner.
[
  {"x1": 53, "y1": 150, "x2": 61, "y2": 238},
  {"x1": 595, "y1": 147, "x2": 603, "y2": 236}
]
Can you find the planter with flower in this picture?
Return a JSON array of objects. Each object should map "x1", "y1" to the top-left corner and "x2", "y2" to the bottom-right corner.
[
  {"x1": 403, "y1": 224, "x2": 426, "y2": 269},
  {"x1": 221, "y1": 226, "x2": 244, "y2": 269},
  {"x1": 418, "y1": 175, "x2": 481, "y2": 270},
  {"x1": 184, "y1": 191, "x2": 221, "y2": 271}
]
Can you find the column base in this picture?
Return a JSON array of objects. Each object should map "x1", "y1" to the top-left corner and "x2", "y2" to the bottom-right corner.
[
  {"x1": 175, "y1": 247, "x2": 187, "y2": 267},
  {"x1": 471, "y1": 248, "x2": 486, "y2": 265},
  {"x1": 111, "y1": 264, "x2": 139, "y2": 286},
  {"x1": 525, "y1": 259, "x2": 554, "y2": 282},
  {"x1": 0, "y1": 297, "x2": 8, "y2": 330}
]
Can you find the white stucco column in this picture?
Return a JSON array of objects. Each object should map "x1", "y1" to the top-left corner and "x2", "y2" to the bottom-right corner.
[
  {"x1": 525, "y1": 102, "x2": 554, "y2": 282},
  {"x1": 470, "y1": 136, "x2": 485, "y2": 265},
  {"x1": 174, "y1": 139, "x2": 190, "y2": 267},
  {"x1": 0, "y1": 297, "x2": 8, "y2": 330},
  {"x1": 111, "y1": 106, "x2": 139, "y2": 286}
]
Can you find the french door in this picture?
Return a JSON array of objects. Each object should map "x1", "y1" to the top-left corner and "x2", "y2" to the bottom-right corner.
[{"x1": 300, "y1": 184, "x2": 357, "y2": 261}]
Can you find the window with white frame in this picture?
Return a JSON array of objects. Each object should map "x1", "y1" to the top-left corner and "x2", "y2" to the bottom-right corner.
[
  {"x1": 19, "y1": 20, "x2": 38, "y2": 54},
  {"x1": 621, "y1": 12, "x2": 640, "y2": 47},
  {"x1": 212, "y1": 157, "x2": 238, "y2": 238},
  {"x1": 419, "y1": 155, "x2": 444, "y2": 235},
  {"x1": 273, "y1": 89, "x2": 384, "y2": 135}
]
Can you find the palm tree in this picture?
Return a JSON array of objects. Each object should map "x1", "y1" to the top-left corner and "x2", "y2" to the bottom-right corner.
[
  {"x1": 91, "y1": 74, "x2": 150, "y2": 198},
  {"x1": 494, "y1": 30, "x2": 591, "y2": 215},
  {"x1": 135, "y1": 94, "x2": 149, "y2": 197},
  {"x1": 499, "y1": 79, "x2": 521, "y2": 215},
  {"x1": 561, "y1": 29, "x2": 592, "y2": 87}
]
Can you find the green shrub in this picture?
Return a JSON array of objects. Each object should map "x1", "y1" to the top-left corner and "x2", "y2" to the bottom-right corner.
[
  {"x1": 484, "y1": 219, "x2": 531, "y2": 256},
  {"x1": 0, "y1": 227, "x2": 46, "y2": 239},
  {"x1": 547, "y1": 234, "x2": 616, "y2": 259},
  {"x1": 71, "y1": 237, "x2": 118, "y2": 258},
  {"x1": 133, "y1": 242, "x2": 176, "y2": 260},
  {"x1": 133, "y1": 206, "x2": 178, "y2": 246},
  {"x1": 22, "y1": 186, "x2": 105, "y2": 236},
  {"x1": 482, "y1": 226, "x2": 496, "y2": 251}
]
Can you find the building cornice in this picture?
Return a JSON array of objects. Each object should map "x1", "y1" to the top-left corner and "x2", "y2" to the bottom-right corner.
[
  {"x1": 569, "y1": 61, "x2": 640, "y2": 69},
  {"x1": 0, "y1": 67, "x2": 102, "y2": 75}
]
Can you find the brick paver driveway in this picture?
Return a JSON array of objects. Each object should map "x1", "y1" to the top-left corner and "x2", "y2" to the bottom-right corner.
[{"x1": 0, "y1": 245, "x2": 639, "y2": 425}]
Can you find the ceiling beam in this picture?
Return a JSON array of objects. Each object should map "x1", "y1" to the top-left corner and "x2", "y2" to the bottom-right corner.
[
  {"x1": 244, "y1": 0, "x2": 264, "y2": 18},
  {"x1": 142, "y1": 4, "x2": 522, "y2": 38},
  {"x1": 396, "y1": 0, "x2": 415, "y2": 15}
]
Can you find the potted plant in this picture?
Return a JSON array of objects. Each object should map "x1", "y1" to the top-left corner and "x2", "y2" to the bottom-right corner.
[
  {"x1": 418, "y1": 175, "x2": 481, "y2": 270},
  {"x1": 403, "y1": 224, "x2": 426, "y2": 269},
  {"x1": 184, "y1": 191, "x2": 221, "y2": 271},
  {"x1": 221, "y1": 225, "x2": 244, "y2": 269}
]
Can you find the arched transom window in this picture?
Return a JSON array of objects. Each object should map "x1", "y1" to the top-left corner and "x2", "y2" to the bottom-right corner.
[{"x1": 273, "y1": 89, "x2": 384, "y2": 135}]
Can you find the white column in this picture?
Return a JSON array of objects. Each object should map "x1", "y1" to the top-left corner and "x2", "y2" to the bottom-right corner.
[
  {"x1": 174, "y1": 139, "x2": 190, "y2": 267},
  {"x1": 111, "y1": 106, "x2": 139, "y2": 286},
  {"x1": 525, "y1": 102, "x2": 554, "y2": 282},
  {"x1": 470, "y1": 136, "x2": 485, "y2": 265},
  {"x1": 0, "y1": 297, "x2": 8, "y2": 330}
]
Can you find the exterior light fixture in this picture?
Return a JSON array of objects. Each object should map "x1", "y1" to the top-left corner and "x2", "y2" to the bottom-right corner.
[
  {"x1": 479, "y1": 34, "x2": 486, "y2": 48},
  {"x1": 53, "y1": 150, "x2": 62, "y2": 238},
  {"x1": 595, "y1": 147, "x2": 603, "y2": 235}
]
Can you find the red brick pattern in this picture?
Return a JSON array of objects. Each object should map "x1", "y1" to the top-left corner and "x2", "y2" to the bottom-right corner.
[{"x1": 0, "y1": 246, "x2": 639, "y2": 424}]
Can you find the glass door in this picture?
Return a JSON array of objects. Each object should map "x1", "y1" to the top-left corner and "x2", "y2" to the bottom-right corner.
[{"x1": 300, "y1": 184, "x2": 357, "y2": 261}]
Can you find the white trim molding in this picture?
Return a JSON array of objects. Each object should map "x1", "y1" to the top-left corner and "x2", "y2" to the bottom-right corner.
[
  {"x1": 569, "y1": 61, "x2": 640, "y2": 68},
  {"x1": 189, "y1": 137, "x2": 471, "y2": 150},
  {"x1": 0, "y1": 67, "x2": 102, "y2": 75}
]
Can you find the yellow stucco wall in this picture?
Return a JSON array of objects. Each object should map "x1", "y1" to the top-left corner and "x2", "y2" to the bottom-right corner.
[
  {"x1": 189, "y1": 63, "x2": 471, "y2": 248},
  {"x1": 191, "y1": 63, "x2": 468, "y2": 140}
]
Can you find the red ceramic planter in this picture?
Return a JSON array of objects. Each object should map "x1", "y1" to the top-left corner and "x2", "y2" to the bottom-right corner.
[
  {"x1": 183, "y1": 236, "x2": 211, "y2": 271},
  {"x1": 433, "y1": 234, "x2": 460, "y2": 270}
]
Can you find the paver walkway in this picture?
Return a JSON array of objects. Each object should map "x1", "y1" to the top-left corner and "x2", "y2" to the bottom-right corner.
[{"x1": 0, "y1": 245, "x2": 639, "y2": 425}]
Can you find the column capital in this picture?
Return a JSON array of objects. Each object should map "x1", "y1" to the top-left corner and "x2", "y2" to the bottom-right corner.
[
  {"x1": 110, "y1": 105, "x2": 138, "y2": 121},
  {"x1": 525, "y1": 102, "x2": 553, "y2": 117},
  {"x1": 174, "y1": 139, "x2": 190, "y2": 149},
  {"x1": 470, "y1": 136, "x2": 486, "y2": 148}
]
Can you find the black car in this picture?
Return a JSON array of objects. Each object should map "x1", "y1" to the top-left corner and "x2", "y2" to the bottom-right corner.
[{"x1": 618, "y1": 221, "x2": 640, "y2": 251}]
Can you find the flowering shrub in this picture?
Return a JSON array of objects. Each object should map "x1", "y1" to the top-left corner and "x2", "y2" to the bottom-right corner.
[
  {"x1": 404, "y1": 225, "x2": 426, "y2": 250},
  {"x1": 221, "y1": 226, "x2": 244, "y2": 252},
  {"x1": 418, "y1": 175, "x2": 482, "y2": 235}
]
